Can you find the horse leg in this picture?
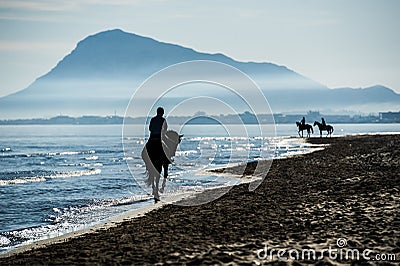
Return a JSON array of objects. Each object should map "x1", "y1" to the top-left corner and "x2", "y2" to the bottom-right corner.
[
  {"x1": 298, "y1": 130, "x2": 301, "y2": 138},
  {"x1": 153, "y1": 164, "x2": 162, "y2": 203},
  {"x1": 160, "y1": 164, "x2": 168, "y2": 193},
  {"x1": 149, "y1": 172, "x2": 156, "y2": 197}
]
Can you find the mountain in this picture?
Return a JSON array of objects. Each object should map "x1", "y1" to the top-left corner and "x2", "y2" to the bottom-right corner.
[{"x1": 0, "y1": 29, "x2": 399, "y2": 118}]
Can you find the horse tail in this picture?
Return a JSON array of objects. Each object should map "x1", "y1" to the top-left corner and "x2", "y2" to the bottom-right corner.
[
  {"x1": 142, "y1": 145, "x2": 156, "y2": 187},
  {"x1": 145, "y1": 171, "x2": 152, "y2": 186}
]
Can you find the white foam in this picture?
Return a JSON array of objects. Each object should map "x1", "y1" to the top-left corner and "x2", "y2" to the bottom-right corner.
[
  {"x1": 84, "y1": 156, "x2": 98, "y2": 161},
  {"x1": 79, "y1": 163, "x2": 103, "y2": 167},
  {"x1": 0, "y1": 236, "x2": 11, "y2": 247},
  {"x1": 0, "y1": 169, "x2": 101, "y2": 186},
  {"x1": 0, "y1": 177, "x2": 46, "y2": 186},
  {"x1": 59, "y1": 151, "x2": 80, "y2": 156},
  {"x1": 47, "y1": 169, "x2": 101, "y2": 179},
  {"x1": 175, "y1": 150, "x2": 198, "y2": 156}
]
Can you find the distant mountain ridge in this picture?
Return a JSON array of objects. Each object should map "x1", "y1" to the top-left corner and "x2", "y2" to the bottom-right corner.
[
  {"x1": 39, "y1": 29, "x2": 320, "y2": 90},
  {"x1": 44, "y1": 30, "x2": 302, "y2": 78},
  {"x1": 0, "y1": 29, "x2": 398, "y2": 118}
]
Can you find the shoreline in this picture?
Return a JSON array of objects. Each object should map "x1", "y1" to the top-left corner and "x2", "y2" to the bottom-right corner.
[
  {"x1": 0, "y1": 135, "x2": 322, "y2": 256},
  {"x1": 1, "y1": 134, "x2": 399, "y2": 264},
  {"x1": 0, "y1": 193, "x2": 190, "y2": 259}
]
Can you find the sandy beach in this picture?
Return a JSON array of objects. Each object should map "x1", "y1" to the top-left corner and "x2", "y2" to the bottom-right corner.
[{"x1": 1, "y1": 135, "x2": 399, "y2": 265}]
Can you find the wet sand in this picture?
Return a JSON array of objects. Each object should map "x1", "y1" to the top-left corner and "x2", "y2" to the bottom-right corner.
[{"x1": 1, "y1": 135, "x2": 399, "y2": 265}]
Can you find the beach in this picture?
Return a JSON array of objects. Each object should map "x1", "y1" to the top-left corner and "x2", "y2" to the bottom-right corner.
[{"x1": 1, "y1": 134, "x2": 399, "y2": 264}]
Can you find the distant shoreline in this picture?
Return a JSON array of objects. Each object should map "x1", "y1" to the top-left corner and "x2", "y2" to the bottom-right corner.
[{"x1": 0, "y1": 112, "x2": 399, "y2": 125}]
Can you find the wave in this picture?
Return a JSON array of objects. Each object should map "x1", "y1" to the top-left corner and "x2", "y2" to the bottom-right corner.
[
  {"x1": 46, "y1": 195, "x2": 152, "y2": 224},
  {"x1": 175, "y1": 150, "x2": 198, "y2": 156},
  {"x1": 79, "y1": 163, "x2": 103, "y2": 167},
  {"x1": 84, "y1": 156, "x2": 99, "y2": 160},
  {"x1": 0, "y1": 177, "x2": 46, "y2": 186},
  {"x1": 0, "y1": 150, "x2": 97, "y2": 159},
  {"x1": 48, "y1": 169, "x2": 101, "y2": 178},
  {"x1": 0, "y1": 169, "x2": 101, "y2": 186},
  {"x1": 188, "y1": 136, "x2": 250, "y2": 141},
  {"x1": 0, "y1": 194, "x2": 152, "y2": 252},
  {"x1": 0, "y1": 236, "x2": 11, "y2": 247}
]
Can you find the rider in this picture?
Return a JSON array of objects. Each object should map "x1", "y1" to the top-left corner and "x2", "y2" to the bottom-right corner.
[
  {"x1": 148, "y1": 107, "x2": 168, "y2": 201},
  {"x1": 321, "y1": 117, "x2": 326, "y2": 127},
  {"x1": 149, "y1": 107, "x2": 168, "y2": 140},
  {"x1": 301, "y1": 116, "x2": 305, "y2": 127}
]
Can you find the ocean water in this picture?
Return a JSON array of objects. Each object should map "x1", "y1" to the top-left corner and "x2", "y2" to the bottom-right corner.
[{"x1": 1, "y1": 123, "x2": 399, "y2": 253}]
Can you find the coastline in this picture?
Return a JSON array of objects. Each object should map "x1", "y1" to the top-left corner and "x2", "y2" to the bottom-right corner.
[
  {"x1": 1, "y1": 134, "x2": 399, "y2": 264},
  {"x1": 0, "y1": 193, "x2": 189, "y2": 259},
  {"x1": 0, "y1": 135, "x2": 322, "y2": 256}
]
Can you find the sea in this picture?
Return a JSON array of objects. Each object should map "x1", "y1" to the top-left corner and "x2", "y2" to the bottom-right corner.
[{"x1": 1, "y1": 123, "x2": 399, "y2": 254}]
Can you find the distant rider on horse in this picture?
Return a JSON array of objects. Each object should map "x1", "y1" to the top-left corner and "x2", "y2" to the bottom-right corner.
[
  {"x1": 321, "y1": 117, "x2": 326, "y2": 127},
  {"x1": 297, "y1": 116, "x2": 313, "y2": 137}
]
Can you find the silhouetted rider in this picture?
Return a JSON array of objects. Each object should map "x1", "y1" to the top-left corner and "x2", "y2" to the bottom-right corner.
[
  {"x1": 321, "y1": 117, "x2": 326, "y2": 127},
  {"x1": 149, "y1": 107, "x2": 168, "y2": 140},
  {"x1": 301, "y1": 116, "x2": 305, "y2": 127}
]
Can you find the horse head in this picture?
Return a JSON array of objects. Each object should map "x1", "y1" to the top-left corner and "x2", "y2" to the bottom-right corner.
[
  {"x1": 142, "y1": 130, "x2": 183, "y2": 179},
  {"x1": 163, "y1": 130, "x2": 183, "y2": 161},
  {"x1": 164, "y1": 130, "x2": 183, "y2": 144},
  {"x1": 313, "y1": 121, "x2": 319, "y2": 127},
  {"x1": 296, "y1": 121, "x2": 301, "y2": 127}
]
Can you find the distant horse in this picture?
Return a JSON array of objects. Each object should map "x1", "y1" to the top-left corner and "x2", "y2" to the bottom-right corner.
[
  {"x1": 296, "y1": 121, "x2": 314, "y2": 138},
  {"x1": 313, "y1": 121, "x2": 334, "y2": 137},
  {"x1": 141, "y1": 130, "x2": 182, "y2": 203}
]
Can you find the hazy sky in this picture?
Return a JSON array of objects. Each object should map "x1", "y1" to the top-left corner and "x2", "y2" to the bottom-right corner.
[{"x1": 0, "y1": 0, "x2": 399, "y2": 97}]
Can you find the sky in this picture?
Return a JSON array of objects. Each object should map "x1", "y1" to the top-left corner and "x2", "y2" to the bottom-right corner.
[{"x1": 0, "y1": 0, "x2": 399, "y2": 97}]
